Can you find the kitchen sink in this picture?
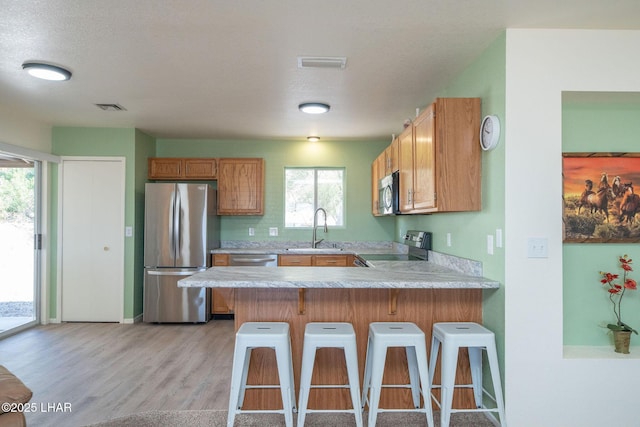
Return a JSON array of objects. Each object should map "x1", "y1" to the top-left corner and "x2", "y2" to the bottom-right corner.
[{"x1": 285, "y1": 248, "x2": 344, "y2": 253}]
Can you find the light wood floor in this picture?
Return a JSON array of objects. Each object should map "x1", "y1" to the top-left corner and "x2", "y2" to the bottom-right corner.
[{"x1": 0, "y1": 319, "x2": 236, "y2": 427}]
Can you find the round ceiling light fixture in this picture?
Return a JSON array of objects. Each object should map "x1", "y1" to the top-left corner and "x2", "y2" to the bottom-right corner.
[
  {"x1": 307, "y1": 136, "x2": 320, "y2": 142},
  {"x1": 22, "y1": 62, "x2": 72, "y2": 81},
  {"x1": 298, "y1": 102, "x2": 330, "y2": 114}
]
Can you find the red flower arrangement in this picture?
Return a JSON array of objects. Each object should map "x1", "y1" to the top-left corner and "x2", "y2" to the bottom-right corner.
[{"x1": 600, "y1": 254, "x2": 638, "y2": 335}]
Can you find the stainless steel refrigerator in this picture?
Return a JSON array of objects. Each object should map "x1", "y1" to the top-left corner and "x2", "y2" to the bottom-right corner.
[{"x1": 143, "y1": 183, "x2": 219, "y2": 323}]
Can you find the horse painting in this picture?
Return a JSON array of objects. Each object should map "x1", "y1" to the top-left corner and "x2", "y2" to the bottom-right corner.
[{"x1": 563, "y1": 153, "x2": 640, "y2": 242}]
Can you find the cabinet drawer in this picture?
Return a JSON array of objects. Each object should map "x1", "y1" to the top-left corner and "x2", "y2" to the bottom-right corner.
[
  {"x1": 212, "y1": 253, "x2": 229, "y2": 266},
  {"x1": 278, "y1": 255, "x2": 312, "y2": 266},
  {"x1": 313, "y1": 255, "x2": 349, "y2": 266}
]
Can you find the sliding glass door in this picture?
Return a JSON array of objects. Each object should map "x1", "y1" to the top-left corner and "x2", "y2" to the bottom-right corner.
[{"x1": 0, "y1": 155, "x2": 40, "y2": 337}]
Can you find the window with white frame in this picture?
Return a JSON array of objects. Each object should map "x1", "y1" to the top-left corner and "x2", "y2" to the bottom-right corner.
[{"x1": 285, "y1": 167, "x2": 344, "y2": 228}]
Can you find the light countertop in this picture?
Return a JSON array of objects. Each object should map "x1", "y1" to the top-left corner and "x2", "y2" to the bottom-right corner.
[{"x1": 178, "y1": 260, "x2": 499, "y2": 290}]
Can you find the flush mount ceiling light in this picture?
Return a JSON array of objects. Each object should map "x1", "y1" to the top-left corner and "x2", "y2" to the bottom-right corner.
[
  {"x1": 22, "y1": 62, "x2": 72, "y2": 81},
  {"x1": 307, "y1": 136, "x2": 320, "y2": 142},
  {"x1": 298, "y1": 103, "x2": 330, "y2": 114}
]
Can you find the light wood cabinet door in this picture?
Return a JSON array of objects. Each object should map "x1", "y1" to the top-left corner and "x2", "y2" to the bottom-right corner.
[
  {"x1": 432, "y1": 98, "x2": 481, "y2": 212},
  {"x1": 384, "y1": 137, "x2": 399, "y2": 175},
  {"x1": 217, "y1": 158, "x2": 264, "y2": 215},
  {"x1": 210, "y1": 253, "x2": 233, "y2": 314},
  {"x1": 398, "y1": 124, "x2": 415, "y2": 212},
  {"x1": 184, "y1": 158, "x2": 217, "y2": 179},
  {"x1": 412, "y1": 103, "x2": 436, "y2": 211},
  {"x1": 148, "y1": 158, "x2": 182, "y2": 179}
]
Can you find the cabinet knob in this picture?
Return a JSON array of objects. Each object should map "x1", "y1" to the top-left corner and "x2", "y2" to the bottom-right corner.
[{"x1": 103, "y1": 246, "x2": 110, "y2": 251}]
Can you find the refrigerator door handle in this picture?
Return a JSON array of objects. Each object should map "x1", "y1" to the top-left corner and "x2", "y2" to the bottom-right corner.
[
  {"x1": 169, "y1": 190, "x2": 176, "y2": 260},
  {"x1": 175, "y1": 192, "x2": 182, "y2": 256}
]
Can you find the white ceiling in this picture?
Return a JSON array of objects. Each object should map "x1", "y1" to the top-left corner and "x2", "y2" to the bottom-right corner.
[{"x1": 2, "y1": 0, "x2": 640, "y2": 142}]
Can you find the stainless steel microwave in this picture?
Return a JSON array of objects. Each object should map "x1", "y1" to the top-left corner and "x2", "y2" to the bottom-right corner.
[{"x1": 378, "y1": 171, "x2": 400, "y2": 215}]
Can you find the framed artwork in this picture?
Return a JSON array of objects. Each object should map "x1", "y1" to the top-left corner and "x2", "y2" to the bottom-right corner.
[{"x1": 563, "y1": 152, "x2": 640, "y2": 243}]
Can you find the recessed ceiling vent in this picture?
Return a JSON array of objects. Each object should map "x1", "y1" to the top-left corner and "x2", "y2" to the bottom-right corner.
[
  {"x1": 297, "y1": 56, "x2": 347, "y2": 70},
  {"x1": 95, "y1": 103, "x2": 126, "y2": 111}
]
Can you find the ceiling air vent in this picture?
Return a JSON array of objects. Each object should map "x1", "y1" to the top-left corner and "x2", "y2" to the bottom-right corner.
[
  {"x1": 297, "y1": 56, "x2": 347, "y2": 70},
  {"x1": 95, "y1": 103, "x2": 126, "y2": 111}
]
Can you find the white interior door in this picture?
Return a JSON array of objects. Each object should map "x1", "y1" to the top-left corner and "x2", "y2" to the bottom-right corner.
[{"x1": 61, "y1": 158, "x2": 124, "y2": 322}]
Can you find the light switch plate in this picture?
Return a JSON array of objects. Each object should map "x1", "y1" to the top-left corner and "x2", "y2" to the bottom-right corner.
[
  {"x1": 487, "y1": 234, "x2": 494, "y2": 255},
  {"x1": 496, "y1": 229, "x2": 503, "y2": 248},
  {"x1": 269, "y1": 227, "x2": 278, "y2": 236},
  {"x1": 527, "y1": 237, "x2": 548, "y2": 258}
]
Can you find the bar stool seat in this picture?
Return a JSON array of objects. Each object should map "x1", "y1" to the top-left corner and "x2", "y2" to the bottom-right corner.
[
  {"x1": 227, "y1": 322, "x2": 296, "y2": 427},
  {"x1": 297, "y1": 322, "x2": 363, "y2": 427},
  {"x1": 429, "y1": 322, "x2": 506, "y2": 427},
  {"x1": 361, "y1": 322, "x2": 434, "y2": 427}
]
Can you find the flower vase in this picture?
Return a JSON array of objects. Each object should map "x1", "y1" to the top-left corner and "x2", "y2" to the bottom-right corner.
[{"x1": 613, "y1": 330, "x2": 631, "y2": 354}]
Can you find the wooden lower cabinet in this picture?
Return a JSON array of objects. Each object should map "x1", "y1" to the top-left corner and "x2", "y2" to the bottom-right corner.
[
  {"x1": 210, "y1": 254, "x2": 234, "y2": 314},
  {"x1": 233, "y1": 287, "x2": 482, "y2": 411}
]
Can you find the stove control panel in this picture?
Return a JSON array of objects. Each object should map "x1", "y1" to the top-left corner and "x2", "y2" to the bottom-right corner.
[{"x1": 403, "y1": 230, "x2": 432, "y2": 249}]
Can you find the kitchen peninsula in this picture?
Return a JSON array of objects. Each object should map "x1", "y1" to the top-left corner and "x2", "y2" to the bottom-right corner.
[{"x1": 179, "y1": 253, "x2": 498, "y2": 411}]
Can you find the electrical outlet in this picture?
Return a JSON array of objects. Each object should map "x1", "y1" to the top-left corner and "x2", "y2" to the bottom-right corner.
[
  {"x1": 527, "y1": 237, "x2": 548, "y2": 258},
  {"x1": 125, "y1": 226, "x2": 133, "y2": 237},
  {"x1": 248, "y1": 227, "x2": 255, "y2": 236},
  {"x1": 269, "y1": 227, "x2": 278, "y2": 237}
]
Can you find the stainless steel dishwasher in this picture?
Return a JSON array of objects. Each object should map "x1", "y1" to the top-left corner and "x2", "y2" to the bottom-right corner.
[{"x1": 228, "y1": 254, "x2": 278, "y2": 267}]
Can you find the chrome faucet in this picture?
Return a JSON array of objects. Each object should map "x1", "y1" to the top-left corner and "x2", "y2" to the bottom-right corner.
[{"x1": 312, "y1": 207, "x2": 328, "y2": 248}]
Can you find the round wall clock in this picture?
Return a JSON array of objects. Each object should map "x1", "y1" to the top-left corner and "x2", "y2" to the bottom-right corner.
[{"x1": 480, "y1": 114, "x2": 500, "y2": 151}]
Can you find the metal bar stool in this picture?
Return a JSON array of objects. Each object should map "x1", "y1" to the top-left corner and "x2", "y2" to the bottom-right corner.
[
  {"x1": 361, "y1": 322, "x2": 434, "y2": 427},
  {"x1": 297, "y1": 322, "x2": 363, "y2": 426},
  {"x1": 428, "y1": 322, "x2": 506, "y2": 427},
  {"x1": 227, "y1": 322, "x2": 296, "y2": 427}
]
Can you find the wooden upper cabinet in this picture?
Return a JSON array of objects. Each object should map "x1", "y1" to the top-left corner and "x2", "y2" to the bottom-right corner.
[
  {"x1": 184, "y1": 158, "x2": 218, "y2": 179},
  {"x1": 384, "y1": 137, "x2": 399, "y2": 175},
  {"x1": 398, "y1": 97, "x2": 481, "y2": 214},
  {"x1": 148, "y1": 158, "x2": 217, "y2": 180},
  {"x1": 217, "y1": 158, "x2": 265, "y2": 215},
  {"x1": 148, "y1": 158, "x2": 182, "y2": 179}
]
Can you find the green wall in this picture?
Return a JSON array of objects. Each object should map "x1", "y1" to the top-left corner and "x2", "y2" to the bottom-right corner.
[
  {"x1": 397, "y1": 33, "x2": 507, "y2": 356},
  {"x1": 562, "y1": 95, "x2": 640, "y2": 345},
  {"x1": 51, "y1": 127, "x2": 147, "y2": 320},
  {"x1": 156, "y1": 138, "x2": 395, "y2": 242}
]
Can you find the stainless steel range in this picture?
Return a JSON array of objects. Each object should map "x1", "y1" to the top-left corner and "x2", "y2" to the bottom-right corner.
[{"x1": 357, "y1": 230, "x2": 432, "y2": 263}]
